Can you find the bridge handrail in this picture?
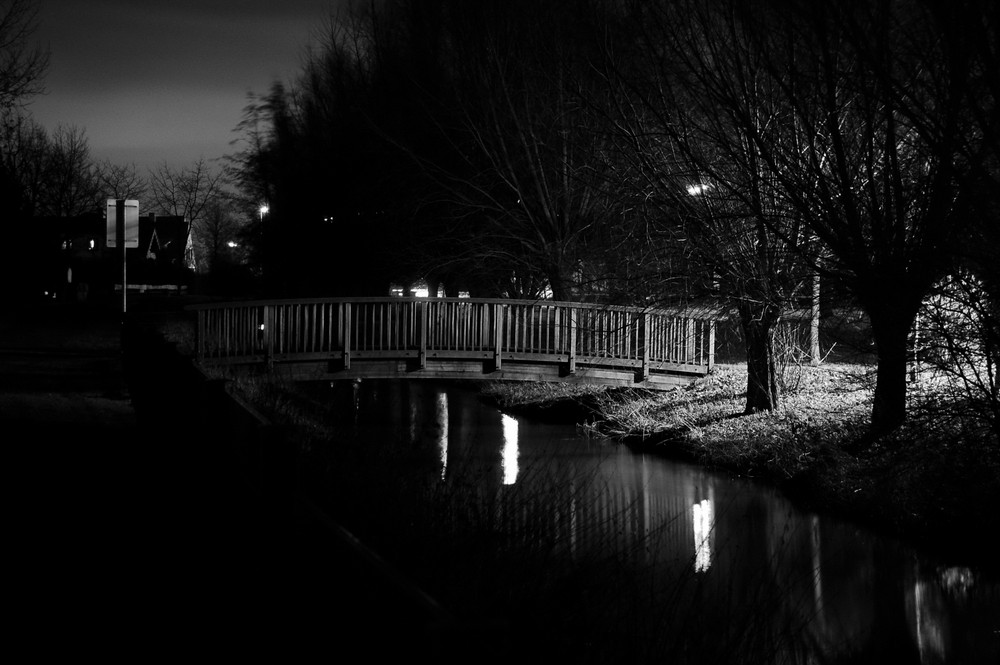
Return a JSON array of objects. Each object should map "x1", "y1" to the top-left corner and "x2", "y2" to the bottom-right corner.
[
  {"x1": 186, "y1": 295, "x2": 717, "y2": 314},
  {"x1": 188, "y1": 297, "x2": 716, "y2": 378}
]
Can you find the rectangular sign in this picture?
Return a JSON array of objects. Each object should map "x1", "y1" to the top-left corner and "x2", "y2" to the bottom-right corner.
[{"x1": 106, "y1": 199, "x2": 139, "y2": 248}]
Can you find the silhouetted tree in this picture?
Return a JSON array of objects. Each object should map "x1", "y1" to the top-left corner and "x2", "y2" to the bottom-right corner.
[
  {"x1": 147, "y1": 157, "x2": 225, "y2": 273},
  {"x1": 605, "y1": 0, "x2": 816, "y2": 413},
  {"x1": 731, "y1": 0, "x2": 975, "y2": 435},
  {"x1": 39, "y1": 124, "x2": 98, "y2": 217},
  {"x1": 147, "y1": 157, "x2": 224, "y2": 224},
  {"x1": 612, "y1": 0, "x2": 984, "y2": 434},
  {"x1": 229, "y1": 1, "x2": 631, "y2": 300},
  {"x1": 400, "y1": 0, "x2": 620, "y2": 301},
  {"x1": 0, "y1": 109, "x2": 46, "y2": 214},
  {"x1": 95, "y1": 159, "x2": 147, "y2": 202},
  {"x1": 0, "y1": 0, "x2": 47, "y2": 112}
]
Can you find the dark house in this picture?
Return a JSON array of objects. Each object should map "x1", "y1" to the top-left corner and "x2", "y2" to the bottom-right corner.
[
  {"x1": 33, "y1": 212, "x2": 193, "y2": 301},
  {"x1": 131, "y1": 213, "x2": 194, "y2": 291}
]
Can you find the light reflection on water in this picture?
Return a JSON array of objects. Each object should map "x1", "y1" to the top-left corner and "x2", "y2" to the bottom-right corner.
[
  {"x1": 314, "y1": 380, "x2": 1000, "y2": 664},
  {"x1": 501, "y1": 414, "x2": 519, "y2": 485},
  {"x1": 692, "y1": 497, "x2": 714, "y2": 573}
]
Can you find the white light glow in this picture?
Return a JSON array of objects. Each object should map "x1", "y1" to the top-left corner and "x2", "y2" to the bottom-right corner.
[
  {"x1": 693, "y1": 499, "x2": 714, "y2": 573},
  {"x1": 436, "y1": 392, "x2": 449, "y2": 480},
  {"x1": 501, "y1": 414, "x2": 519, "y2": 485},
  {"x1": 686, "y1": 183, "x2": 711, "y2": 196}
]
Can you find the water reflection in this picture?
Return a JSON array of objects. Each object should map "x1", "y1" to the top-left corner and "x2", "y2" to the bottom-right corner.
[
  {"x1": 436, "y1": 391, "x2": 448, "y2": 480},
  {"x1": 692, "y1": 498, "x2": 714, "y2": 573},
  {"x1": 313, "y1": 381, "x2": 1000, "y2": 663},
  {"x1": 905, "y1": 563, "x2": 995, "y2": 665},
  {"x1": 501, "y1": 414, "x2": 519, "y2": 485}
]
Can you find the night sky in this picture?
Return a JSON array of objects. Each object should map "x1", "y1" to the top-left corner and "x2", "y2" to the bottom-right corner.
[{"x1": 28, "y1": 0, "x2": 339, "y2": 173}]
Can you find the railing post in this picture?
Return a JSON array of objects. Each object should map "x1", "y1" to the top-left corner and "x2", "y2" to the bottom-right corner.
[
  {"x1": 342, "y1": 302, "x2": 351, "y2": 370},
  {"x1": 493, "y1": 303, "x2": 503, "y2": 371},
  {"x1": 567, "y1": 306, "x2": 577, "y2": 374},
  {"x1": 686, "y1": 317, "x2": 696, "y2": 366},
  {"x1": 419, "y1": 300, "x2": 428, "y2": 369},
  {"x1": 708, "y1": 320, "x2": 716, "y2": 372},
  {"x1": 195, "y1": 309, "x2": 205, "y2": 360},
  {"x1": 263, "y1": 305, "x2": 274, "y2": 369},
  {"x1": 640, "y1": 312, "x2": 650, "y2": 381}
]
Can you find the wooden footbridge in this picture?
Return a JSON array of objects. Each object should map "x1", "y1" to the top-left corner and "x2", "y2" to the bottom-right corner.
[{"x1": 189, "y1": 297, "x2": 716, "y2": 389}]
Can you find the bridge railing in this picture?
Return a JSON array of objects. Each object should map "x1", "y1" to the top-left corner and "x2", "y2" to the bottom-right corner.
[{"x1": 189, "y1": 297, "x2": 715, "y2": 379}]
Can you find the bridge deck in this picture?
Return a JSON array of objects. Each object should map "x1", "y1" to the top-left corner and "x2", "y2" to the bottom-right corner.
[{"x1": 188, "y1": 297, "x2": 716, "y2": 390}]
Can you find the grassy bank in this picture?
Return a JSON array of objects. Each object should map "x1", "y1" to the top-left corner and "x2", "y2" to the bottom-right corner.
[{"x1": 481, "y1": 363, "x2": 1000, "y2": 572}]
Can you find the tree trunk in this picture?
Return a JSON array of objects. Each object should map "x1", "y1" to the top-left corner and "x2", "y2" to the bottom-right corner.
[
  {"x1": 426, "y1": 277, "x2": 441, "y2": 298},
  {"x1": 740, "y1": 305, "x2": 780, "y2": 413},
  {"x1": 547, "y1": 268, "x2": 575, "y2": 302},
  {"x1": 869, "y1": 312, "x2": 913, "y2": 437},
  {"x1": 810, "y1": 272, "x2": 821, "y2": 366}
]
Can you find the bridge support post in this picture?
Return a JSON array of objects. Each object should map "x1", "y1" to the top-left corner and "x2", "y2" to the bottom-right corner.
[
  {"x1": 708, "y1": 320, "x2": 716, "y2": 371},
  {"x1": 195, "y1": 309, "x2": 205, "y2": 361},
  {"x1": 418, "y1": 300, "x2": 428, "y2": 369},
  {"x1": 686, "y1": 318, "x2": 696, "y2": 366},
  {"x1": 263, "y1": 305, "x2": 274, "y2": 370},
  {"x1": 640, "y1": 312, "x2": 650, "y2": 381},
  {"x1": 493, "y1": 303, "x2": 503, "y2": 371},
  {"x1": 567, "y1": 308, "x2": 577, "y2": 375},
  {"x1": 342, "y1": 302, "x2": 351, "y2": 370}
]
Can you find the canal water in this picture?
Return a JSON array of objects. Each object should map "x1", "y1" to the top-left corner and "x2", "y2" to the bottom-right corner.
[{"x1": 299, "y1": 380, "x2": 999, "y2": 664}]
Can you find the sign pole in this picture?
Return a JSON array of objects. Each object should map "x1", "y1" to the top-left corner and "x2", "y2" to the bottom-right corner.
[{"x1": 116, "y1": 199, "x2": 127, "y2": 315}]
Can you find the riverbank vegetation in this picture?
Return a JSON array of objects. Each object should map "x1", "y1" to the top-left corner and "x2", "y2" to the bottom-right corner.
[{"x1": 480, "y1": 362, "x2": 1000, "y2": 572}]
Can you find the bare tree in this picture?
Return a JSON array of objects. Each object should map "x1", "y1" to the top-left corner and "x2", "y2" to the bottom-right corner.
[
  {"x1": 40, "y1": 124, "x2": 98, "y2": 217},
  {"x1": 147, "y1": 157, "x2": 224, "y2": 222},
  {"x1": 738, "y1": 0, "x2": 973, "y2": 436},
  {"x1": 615, "y1": 0, "x2": 979, "y2": 435},
  {"x1": 1, "y1": 0, "x2": 47, "y2": 227},
  {"x1": 1, "y1": 116, "x2": 99, "y2": 217},
  {"x1": 919, "y1": 270, "x2": 1000, "y2": 441},
  {"x1": 147, "y1": 157, "x2": 225, "y2": 272},
  {"x1": 606, "y1": 0, "x2": 816, "y2": 413},
  {"x1": 0, "y1": 108, "x2": 46, "y2": 213},
  {"x1": 196, "y1": 196, "x2": 247, "y2": 275},
  {"x1": 425, "y1": 1, "x2": 619, "y2": 301},
  {"x1": 0, "y1": 0, "x2": 48, "y2": 111},
  {"x1": 95, "y1": 159, "x2": 147, "y2": 202}
]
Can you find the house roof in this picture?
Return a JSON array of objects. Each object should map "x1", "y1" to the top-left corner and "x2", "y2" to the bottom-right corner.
[{"x1": 138, "y1": 214, "x2": 187, "y2": 259}]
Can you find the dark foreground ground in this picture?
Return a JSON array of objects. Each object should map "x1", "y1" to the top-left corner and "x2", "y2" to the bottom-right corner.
[{"x1": 1, "y1": 298, "x2": 491, "y2": 662}]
